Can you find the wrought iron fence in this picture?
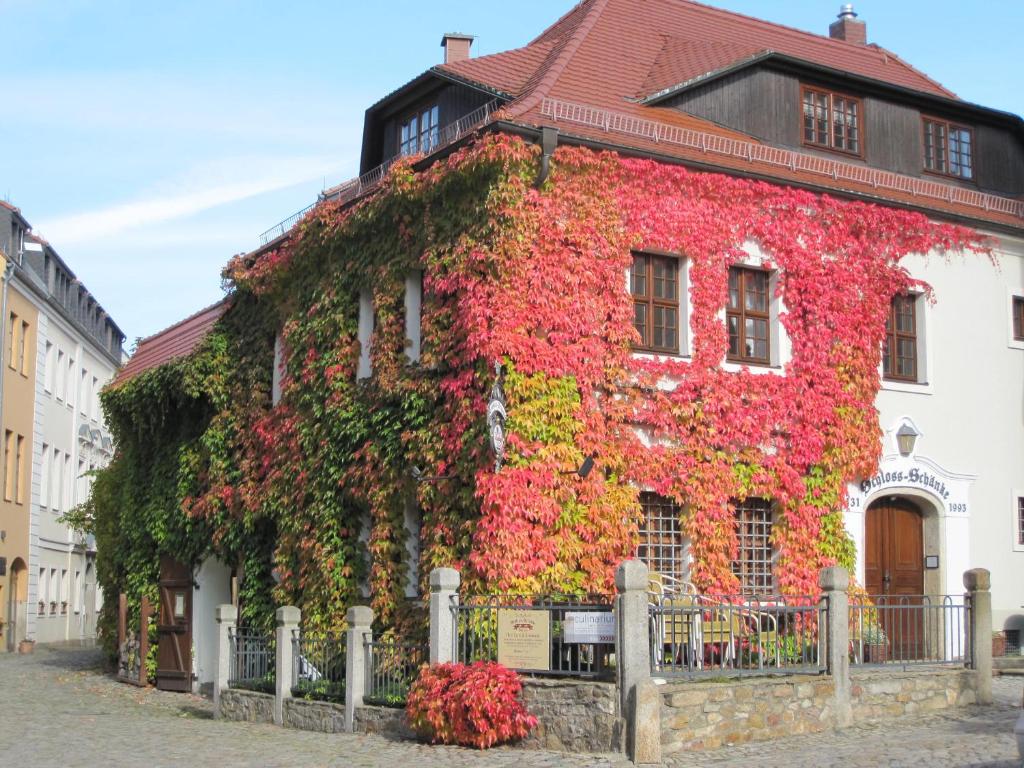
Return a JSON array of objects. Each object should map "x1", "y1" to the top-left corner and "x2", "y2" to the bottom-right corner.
[
  {"x1": 291, "y1": 631, "x2": 346, "y2": 703},
  {"x1": 849, "y1": 594, "x2": 967, "y2": 667},
  {"x1": 453, "y1": 593, "x2": 615, "y2": 679},
  {"x1": 228, "y1": 627, "x2": 275, "y2": 692},
  {"x1": 365, "y1": 638, "x2": 427, "y2": 707},
  {"x1": 650, "y1": 594, "x2": 827, "y2": 678},
  {"x1": 258, "y1": 202, "x2": 317, "y2": 246}
]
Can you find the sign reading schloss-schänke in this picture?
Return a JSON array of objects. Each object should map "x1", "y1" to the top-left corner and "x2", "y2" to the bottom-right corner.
[
  {"x1": 496, "y1": 609, "x2": 550, "y2": 670},
  {"x1": 563, "y1": 611, "x2": 615, "y2": 644}
]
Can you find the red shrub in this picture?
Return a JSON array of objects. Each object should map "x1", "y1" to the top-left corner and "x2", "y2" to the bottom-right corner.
[{"x1": 406, "y1": 661, "x2": 537, "y2": 748}]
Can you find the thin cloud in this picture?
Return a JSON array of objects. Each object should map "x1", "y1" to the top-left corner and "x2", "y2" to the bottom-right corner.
[{"x1": 38, "y1": 157, "x2": 344, "y2": 245}]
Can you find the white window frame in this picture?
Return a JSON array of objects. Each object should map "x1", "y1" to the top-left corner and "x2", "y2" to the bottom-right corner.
[
  {"x1": 720, "y1": 245, "x2": 789, "y2": 375},
  {"x1": 1007, "y1": 289, "x2": 1024, "y2": 351},
  {"x1": 40, "y1": 442, "x2": 49, "y2": 508},
  {"x1": 880, "y1": 292, "x2": 934, "y2": 395},
  {"x1": 628, "y1": 253, "x2": 692, "y2": 361},
  {"x1": 43, "y1": 342, "x2": 54, "y2": 393},
  {"x1": 404, "y1": 271, "x2": 423, "y2": 363},
  {"x1": 271, "y1": 334, "x2": 284, "y2": 406},
  {"x1": 357, "y1": 288, "x2": 374, "y2": 380}
]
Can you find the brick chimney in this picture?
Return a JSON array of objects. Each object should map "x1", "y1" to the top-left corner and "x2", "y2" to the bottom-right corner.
[
  {"x1": 829, "y1": 4, "x2": 866, "y2": 45},
  {"x1": 440, "y1": 33, "x2": 475, "y2": 64}
]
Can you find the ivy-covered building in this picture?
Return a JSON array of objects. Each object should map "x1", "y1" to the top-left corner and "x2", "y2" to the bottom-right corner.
[{"x1": 97, "y1": 0, "x2": 1024, "y2": 690}]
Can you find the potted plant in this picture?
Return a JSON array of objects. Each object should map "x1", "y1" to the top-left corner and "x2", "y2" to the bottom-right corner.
[
  {"x1": 863, "y1": 623, "x2": 888, "y2": 663},
  {"x1": 992, "y1": 631, "x2": 1007, "y2": 658},
  {"x1": 18, "y1": 638, "x2": 35, "y2": 654}
]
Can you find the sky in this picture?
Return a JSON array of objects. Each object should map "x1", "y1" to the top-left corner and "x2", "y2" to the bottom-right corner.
[{"x1": 1, "y1": 0, "x2": 1021, "y2": 347}]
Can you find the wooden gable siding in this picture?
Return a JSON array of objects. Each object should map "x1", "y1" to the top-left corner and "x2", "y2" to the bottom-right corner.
[
  {"x1": 376, "y1": 83, "x2": 495, "y2": 164},
  {"x1": 665, "y1": 66, "x2": 1024, "y2": 197}
]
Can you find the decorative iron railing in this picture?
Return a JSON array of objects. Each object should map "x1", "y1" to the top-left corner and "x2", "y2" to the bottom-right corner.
[
  {"x1": 291, "y1": 631, "x2": 346, "y2": 703},
  {"x1": 848, "y1": 594, "x2": 967, "y2": 667},
  {"x1": 258, "y1": 202, "x2": 317, "y2": 246},
  {"x1": 364, "y1": 637, "x2": 427, "y2": 707},
  {"x1": 453, "y1": 593, "x2": 615, "y2": 679},
  {"x1": 228, "y1": 627, "x2": 275, "y2": 692},
  {"x1": 649, "y1": 593, "x2": 827, "y2": 678},
  {"x1": 539, "y1": 97, "x2": 1024, "y2": 223}
]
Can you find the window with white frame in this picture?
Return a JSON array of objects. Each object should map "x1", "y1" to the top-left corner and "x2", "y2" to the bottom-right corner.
[
  {"x1": 91, "y1": 376, "x2": 99, "y2": 420},
  {"x1": 404, "y1": 271, "x2": 423, "y2": 363},
  {"x1": 67, "y1": 357, "x2": 75, "y2": 408},
  {"x1": 1017, "y1": 496, "x2": 1024, "y2": 548},
  {"x1": 52, "y1": 447, "x2": 62, "y2": 512},
  {"x1": 74, "y1": 570, "x2": 82, "y2": 613},
  {"x1": 357, "y1": 288, "x2": 374, "y2": 380},
  {"x1": 55, "y1": 350, "x2": 65, "y2": 401},
  {"x1": 60, "y1": 569, "x2": 69, "y2": 614},
  {"x1": 44, "y1": 342, "x2": 54, "y2": 392},
  {"x1": 271, "y1": 334, "x2": 284, "y2": 406},
  {"x1": 48, "y1": 567, "x2": 58, "y2": 613},
  {"x1": 40, "y1": 442, "x2": 50, "y2": 508},
  {"x1": 637, "y1": 492, "x2": 688, "y2": 583},
  {"x1": 38, "y1": 568, "x2": 46, "y2": 614},
  {"x1": 399, "y1": 105, "x2": 440, "y2": 157},
  {"x1": 731, "y1": 497, "x2": 774, "y2": 596},
  {"x1": 631, "y1": 253, "x2": 686, "y2": 355}
]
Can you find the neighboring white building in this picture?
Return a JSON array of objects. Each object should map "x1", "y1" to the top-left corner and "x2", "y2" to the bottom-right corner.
[{"x1": 20, "y1": 234, "x2": 123, "y2": 645}]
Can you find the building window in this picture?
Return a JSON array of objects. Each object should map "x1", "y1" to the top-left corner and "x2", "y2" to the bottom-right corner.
[
  {"x1": 3, "y1": 430, "x2": 14, "y2": 501},
  {"x1": 637, "y1": 492, "x2": 688, "y2": 583},
  {"x1": 732, "y1": 498, "x2": 774, "y2": 596},
  {"x1": 14, "y1": 434, "x2": 25, "y2": 504},
  {"x1": 404, "y1": 271, "x2": 423, "y2": 363},
  {"x1": 55, "y1": 350, "x2": 65, "y2": 401},
  {"x1": 883, "y1": 294, "x2": 918, "y2": 382},
  {"x1": 727, "y1": 266, "x2": 770, "y2": 365},
  {"x1": 399, "y1": 105, "x2": 440, "y2": 157},
  {"x1": 1013, "y1": 296, "x2": 1024, "y2": 341},
  {"x1": 40, "y1": 442, "x2": 50, "y2": 508},
  {"x1": 923, "y1": 117, "x2": 973, "y2": 179},
  {"x1": 44, "y1": 342, "x2": 54, "y2": 392},
  {"x1": 7, "y1": 311, "x2": 17, "y2": 369},
  {"x1": 1017, "y1": 496, "x2": 1024, "y2": 547},
  {"x1": 38, "y1": 568, "x2": 47, "y2": 615},
  {"x1": 802, "y1": 86, "x2": 862, "y2": 155},
  {"x1": 631, "y1": 253, "x2": 680, "y2": 354},
  {"x1": 357, "y1": 288, "x2": 374, "y2": 380},
  {"x1": 19, "y1": 320, "x2": 29, "y2": 374}
]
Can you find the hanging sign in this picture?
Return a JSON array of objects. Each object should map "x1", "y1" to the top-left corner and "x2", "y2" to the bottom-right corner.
[
  {"x1": 487, "y1": 361, "x2": 508, "y2": 472},
  {"x1": 496, "y1": 608, "x2": 550, "y2": 670}
]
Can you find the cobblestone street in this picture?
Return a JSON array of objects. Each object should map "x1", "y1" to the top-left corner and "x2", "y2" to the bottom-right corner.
[{"x1": 1, "y1": 645, "x2": 1020, "y2": 767}]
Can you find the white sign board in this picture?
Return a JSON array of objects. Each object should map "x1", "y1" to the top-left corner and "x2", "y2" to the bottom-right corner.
[{"x1": 563, "y1": 611, "x2": 614, "y2": 644}]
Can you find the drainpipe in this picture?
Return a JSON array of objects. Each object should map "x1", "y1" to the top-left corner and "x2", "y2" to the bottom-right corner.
[
  {"x1": 0, "y1": 251, "x2": 13, "y2": 421},
  {"x1": 535, "y1": 126, "x2": 559, "y2": 188}
]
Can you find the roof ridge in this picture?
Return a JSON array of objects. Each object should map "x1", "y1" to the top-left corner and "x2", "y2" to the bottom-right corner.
[
  {"x1": 135, "y1": 297, "x2": 229, "y2": 345},
  {"x1": 508, "y1": 0, "x2": 609, "y2": 120},
  {"x1": 528, "y1": 0, "x2": 591, "y2": 45}
]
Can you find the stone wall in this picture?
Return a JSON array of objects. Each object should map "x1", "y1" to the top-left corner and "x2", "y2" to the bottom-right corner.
[
  {"x1": 850, "y1": 668, "x2": 976, "y2": 720},
  {"x1": 519, "y1": 678, "x2": 623, "y2": 754},
  {"x1": 661, "y1": 675, "x2": 835, "y2": 754},
  {"x1": 219, "y1": 689, "x2": 274, "y2": 723},
  {"x1": 283, "y1": 698, "x2": 346, "y2": 733},
  {"x1": 354, "y1": 704, "x2": 415, "y2": 739}
]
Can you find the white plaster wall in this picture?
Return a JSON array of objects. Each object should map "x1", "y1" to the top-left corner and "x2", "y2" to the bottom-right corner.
[
  {"x1": 192, "y1": 557, "x2": 232, "y2": 688},
  {"x1": 863, "y1": 234, "x2": 1024, "y2": 629}
]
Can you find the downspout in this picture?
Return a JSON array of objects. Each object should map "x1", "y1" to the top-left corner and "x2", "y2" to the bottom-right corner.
[
  {"x1": 535, "y1": 126, "x2": 559, "y2": 188},
  {"x1": 0, "y1": 250, "x2": 13, "y2": 424}
]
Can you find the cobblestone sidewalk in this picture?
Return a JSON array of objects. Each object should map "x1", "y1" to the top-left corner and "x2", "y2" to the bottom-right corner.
[{"x1": 2, "y1": 645, "x2": 1021, "y2": 767}]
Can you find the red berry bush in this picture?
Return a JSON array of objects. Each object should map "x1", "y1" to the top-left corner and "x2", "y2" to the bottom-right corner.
[{"x1": 406, "y1": 661, "x2": 538, "y2": 748}]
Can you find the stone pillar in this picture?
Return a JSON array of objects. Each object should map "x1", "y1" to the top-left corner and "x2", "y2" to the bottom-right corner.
[
  {"x1": 274, "y1": 605, "x2": 300, "y2": 726},
  {"x1": 964, "y1": 568, "x2": 992, "y2": 705},
  {"x1": 213, "y1": 603, "x2": 237, "y2": 719},
  {"x1": 819, "y1": 566, "x2": 851, "y2": 727},
  {"x1": 429, "y1": 567, "x2": 460, "y2": 665},
  {"x1": 615, "y1": 559, "x2": 651, "y2": 762},
  {"x1": 345, "y1": 605, "x2": 373, "y2": 733}
]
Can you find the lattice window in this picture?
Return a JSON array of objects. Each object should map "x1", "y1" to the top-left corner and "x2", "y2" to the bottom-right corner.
[
  {"x1": 923, "y1": 117, "x2": 973, "y2": 179},
  {"x1": 1013, "y1": 296, "x2": 1024, "y2": 341},
  {"x1": 631, "y1": 253, "x2": 680, "y2": 354},
  {"x1": 1017, "y1": 496, "x2": 1024, "y2": 547},
  {"x1": 802, "y1": 86, "x2": 862, "y2": 155},
  {"x1": 727, "y1": 267, "x2": 770, "y2": 365},
  {"x1": 732, "y1": 498, "x2": 774, "y2": 596},
  {"x1": 883, "y1": 294, "x2": 918, "y2": 381},
  {"x1": 636, "y1": 492, "x2": 687, "y2": 582}
]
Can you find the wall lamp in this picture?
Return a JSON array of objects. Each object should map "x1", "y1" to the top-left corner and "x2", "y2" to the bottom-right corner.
[{"x1": 559, "y1": 455, "x2": 596, "y2": 479}]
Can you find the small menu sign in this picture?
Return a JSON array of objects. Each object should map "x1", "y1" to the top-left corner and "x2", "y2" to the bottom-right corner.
[
  {"x1": 563, "y1": 611, "x2": 615, "y2": 644},
  {"x1": 497, "y1": 609, "x2": 550, "y2": 671}
]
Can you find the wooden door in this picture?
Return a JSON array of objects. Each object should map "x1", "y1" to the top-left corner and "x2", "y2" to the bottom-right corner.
[
  {"x1": 156, "y1": 557, "x2": 193, "y2": 691},
  {"x1": 865, "y1": 499, "x2": 924, "y2": 659}
]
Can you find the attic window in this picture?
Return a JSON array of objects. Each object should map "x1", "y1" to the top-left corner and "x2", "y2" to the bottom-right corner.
[
  {"x1": 801, "y1": 86, "x2": 862, "y2": 156},
  {"x1": 922, "y1": 117, "x2": 973, "y2": 180},
  {"x1": 399, "y1": 105, "x2": 440, "y2": 157}
]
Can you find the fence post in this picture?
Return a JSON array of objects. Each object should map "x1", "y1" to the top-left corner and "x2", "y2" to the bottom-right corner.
[
  {"x1": 138, "y1": 595, "x2": 152, "y2": 687},
  {"x1": 819, "y1": 566, "x2": 851, "y2": 727},
  {"x1": 964, "y1": 568, "x2": 992, "y2": 705},
  {"x1": 274, "y1": 605, "x2": 300, "y2": 726},
  {"x1": 615, "y1": 559, "x2": 653, "y2": 763},
  {"x1": 429, "y1": 567, "x2": 460, "y2": 665},
  {"x1": 345, "y1": 605, "x2": 373, "y2": 733},
  {"x1": 213, "y1": 604, "x2": 237, "y2": 719}
]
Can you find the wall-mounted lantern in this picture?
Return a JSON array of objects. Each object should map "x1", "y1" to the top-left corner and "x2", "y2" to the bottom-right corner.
[{"x1": 896, "y1": 423, "x2": 919, "y2": 457}]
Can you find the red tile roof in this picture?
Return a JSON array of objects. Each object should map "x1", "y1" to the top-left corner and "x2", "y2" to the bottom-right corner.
[
  {"x1": 429, "y1": 0, "x2": 1024, "y2": 230},
  {"x1": 111, "y1": 299, "x2": 228, "y2": 388}
]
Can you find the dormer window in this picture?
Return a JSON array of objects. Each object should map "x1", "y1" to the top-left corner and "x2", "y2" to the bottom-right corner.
[
  {"x1": 922, "y1": 117, "x2": 973, "y2": 179},
  {"x1": 801, "y1": 86, "x2": 862, "y2": 156},
  {"x1": 399, "y1": 105, "x2": 440, "y2": 157}
]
